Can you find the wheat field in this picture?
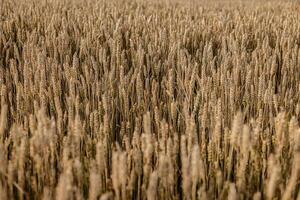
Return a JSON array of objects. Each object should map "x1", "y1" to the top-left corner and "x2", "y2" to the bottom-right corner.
[{"x1": 0, "y1": 0, "x2": 299, "y2": 199}]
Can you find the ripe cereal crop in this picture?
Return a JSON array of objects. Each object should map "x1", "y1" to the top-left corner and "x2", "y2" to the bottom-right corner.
[{"x1": 0, "y1": 0, "x2": 300, "y2": 199}]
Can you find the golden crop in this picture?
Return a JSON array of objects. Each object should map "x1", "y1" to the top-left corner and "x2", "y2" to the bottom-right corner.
[{"x1": 0, "y1": 0, "x2": 299, "y2": 199}]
